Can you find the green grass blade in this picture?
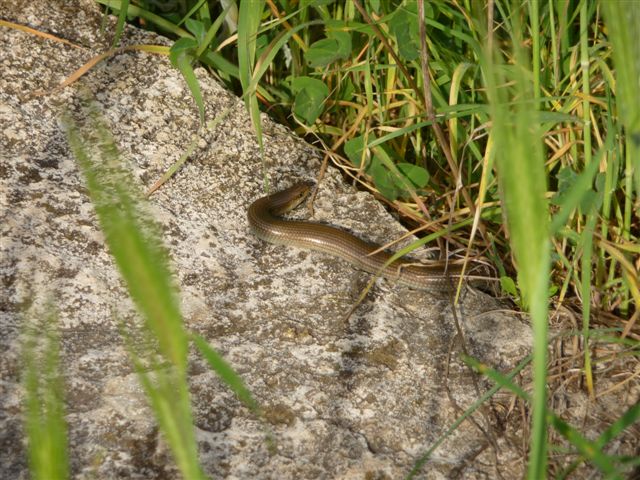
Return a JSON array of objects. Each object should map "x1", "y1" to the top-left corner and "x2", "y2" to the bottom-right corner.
[
  {"x1": 23, "y1": 308, "x2": 69, "y2": 480},
  {"x1": 601, "y1": 1, "x2": 640, "y2": 197},
  {"x1": 601, "y1": 1, "x2": 640, "y2": 318},
  {"x1": 579, "y1": 208, "x2": 597, "y2": 397},
  {"x1": 195, "y1": 2, "x2": 234, "y2": 58},
  {"x1": 128, "y1": 343, "x2": 207, "y2": 480},
  {"x1": 595, "y1": 401, "x2": 640, "y2": 450},
  {"x1": 237, "y1": 0, "x2": 265, "y2": 154},
  {"x1": 464, "y1": 356, "x2": 624, "y2": 478},
  {"x1": 192, "y1": 334, "x2": 260, "y2": 415},
  {"x1": 247, "y1": 20, "x2": 325, "y2": 96},
  {"x1": 547, "y1": 415, "x2": 619, "y2": 477},
  {"x1": 479, "y1": 7, "x2": 551, "y2": 477},
  {"x1": 96, "y1": 0, "x2": 191, "y2": 37},
  {"x1": 175, "y1": 52, "x2": 205, "y2": 124},
  {"x1": 64, "y1": 102, "x2": 206, "y2": 479},
  {"x1": 64, "y1": 106, "x2": 187, "y2": 370},
  {"x1": 178, "y1": 0, "x2": 208, "y2": 27},
  {"x1": 406, "y1": 354, "x2": 533, "y2": 479},
  {"x1": 529, "y1": 0, "x2": 540, "y2": 103},
  {"x1": 579, "y1": 0, "x2": 593, "y2": 167},
  {"x1": 110, "y1": 0, "x2": 129, "y2": 48}
]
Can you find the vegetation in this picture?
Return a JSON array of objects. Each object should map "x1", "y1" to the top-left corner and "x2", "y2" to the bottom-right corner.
[
  {"x1": 23, "y1": 308, "x2": 69, "y2": 480},
  {"x1": 17, "y1": 1, "x2": 639, "y2": 479},
  {"x1": 62, "y1": 103, "x2": 262, "y2": 479},
  {"x1": 98, "y1": 0, "x2": 638, "y2": 318}
]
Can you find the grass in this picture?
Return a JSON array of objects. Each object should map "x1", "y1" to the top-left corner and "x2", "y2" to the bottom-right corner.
[
  {"x1": 59, "y1": 100, "x2": 262, "y2": 479},
  {"x1": 64, "y1": 102, "x2": 206, "y2": 480},
  {"x1": 479, "y1": 7, "x2": 551, "y2": 476},
  {"x1": 16, "y1": 0, "x2": 640, "y2": 478},
  {"x1": 22, "y1": 306, "x2": 69, "y2": 480}
]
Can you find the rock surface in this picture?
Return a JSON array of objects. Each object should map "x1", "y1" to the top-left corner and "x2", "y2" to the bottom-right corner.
[{"x1": 1, "y1": 1, "x2": 533, "y2": 478}]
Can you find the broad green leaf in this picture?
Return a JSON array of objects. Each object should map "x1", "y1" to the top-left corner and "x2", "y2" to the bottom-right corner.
[
  {"x1": 169, "y1": 37, "x2": 198, "y2": 68},
  {"x1": 306, "y1": 37, "x2": 343, "y2": 67},
  {"x1": 292, "y1": 77, "x2": 329, "y2": 125},
  {"x1": 344, "y1": 135, "x2": 368, "y2": 167},
  {"x1": 369, "y1": 157, "x2": 399, "y2": 201},
  {"x1": 397, "y1": 162, "x2": 429, "y2": 188},
  {"x1": 549, "y1": 150, "x2": 600, "y2": 234},
  {"x1": 328, "y1": 30, "x2": 352, "y2": 59},
  {"x1": 389, "y1": 5, "x2": 419, "y2": 61}
]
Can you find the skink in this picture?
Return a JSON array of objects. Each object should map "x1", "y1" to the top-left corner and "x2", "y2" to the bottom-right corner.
[{"x1": 247, "y1": 182, "x2": 464, "y2": 290}]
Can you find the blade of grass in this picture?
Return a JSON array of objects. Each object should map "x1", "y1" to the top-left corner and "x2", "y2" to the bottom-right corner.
[
  {"x1": 579, "y1": 208, "x2": 597, "y2": 398},
  {"x1": 464, "y1": 356, "x2": 623, "y2": 478},
  {"x1": 579, "y1": 0, "x2": 593, "y2": 168},
  {"x1": 237, "y1": 0, "x2": 266, "y2": 185},
  {"x1": 177, "y1": 0, "x2": 208, "y2": 27},
  {"x1": 96, "y1": 0, "x2": 191, "y2": 37},
  {"x1": 172, "y1": 47, "x2": 205, "y2": 125},
  {"x1": 64, "y1": 101, "x2": 205, "y2": 479},
  {"x1": 479, "y1": 5, "x2": 551, "y2": 477},
  {"x1": 600, "y1": 2, "x2": 640, "y2": 198},
  {"x1": 126, "y1": 339, "x2": 206, "y2": 480},
  {"x1": 406, "y1": 353, "x2": 533, "y2": 479},
  {"x1": 23, "y1": 306, "x2": 69, "y2": 480},
  {"x1": 594, "y1": 401, "x2": 640, "y2": 450},
  {"x1": 109, "y1": 0, "x2": 129, "y2": 48},
  {"x1": 65, "y1": 109, "x2": 187, "y2": 369},
  {"x1": 192, "y1": 334, "x2": 260, "y2": 415},
  {"x1": 195, "y1": 2, "x2": 234, "y2": 58},
  {"x1": 529, "y1": 0, "x2": 541, "y2": 104},
  {"x1": 601, "y1": 0, "x2": 640, "y2": 317}
]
